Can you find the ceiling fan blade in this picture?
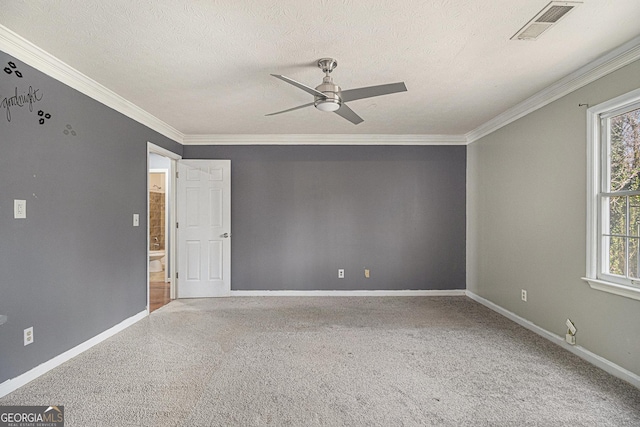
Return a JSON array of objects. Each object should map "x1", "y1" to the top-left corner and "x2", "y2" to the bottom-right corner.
[
  {"x1": 265, "y1": 102, "x2": 314, "y2": 116},
  {"x1": 340, "y1": 82, "x2": 407, "y2": 103},
  {"x1": 271, "y1": 74, "x2": 327, "y2": 98},
  {"x1": 334, "y1": 103, "x2": 363, "y2": 125}
]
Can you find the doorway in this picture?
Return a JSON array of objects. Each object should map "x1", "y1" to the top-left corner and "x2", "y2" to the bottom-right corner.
[
  {"x1": 147, "y1": 143, "x2": 181, "y2": 312},
  {"x1": 149, "y1": 167, "x2": 169, "y2": 311}
]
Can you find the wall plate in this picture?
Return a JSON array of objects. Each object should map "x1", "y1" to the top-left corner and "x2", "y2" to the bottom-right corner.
[
  {"x1": 14, "y1": 200, "x2": 26, "y2": 219},
  {"x1": 24, "y1": 327, "x2": 34, "y2": 346}
]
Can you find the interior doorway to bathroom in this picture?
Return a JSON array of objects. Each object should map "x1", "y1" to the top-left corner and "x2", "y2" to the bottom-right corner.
[
  {"x1": 147, "y1": 143, "x2": 181, "y2": 313},
  {"x1": 149, "y1": 167, "x2": 169, "y2": 311}
]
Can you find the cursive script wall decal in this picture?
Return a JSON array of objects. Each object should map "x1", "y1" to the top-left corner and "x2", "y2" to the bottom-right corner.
[{"x1": 1, "y1": 86, "x2": 43, "y2": 122}]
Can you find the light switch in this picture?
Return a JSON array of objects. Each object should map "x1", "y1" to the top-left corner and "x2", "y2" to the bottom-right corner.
[
  {"x1": 133, "y1": 213, "x2": 140, "y2": 227},
  {"x1": 14, "y1": 200, "x2": 26, "y2": 219}
]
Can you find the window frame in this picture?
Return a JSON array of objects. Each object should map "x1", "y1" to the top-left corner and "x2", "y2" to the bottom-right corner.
[{"x1": 584, "y1": 88, "x2": 640, "y2": 301}]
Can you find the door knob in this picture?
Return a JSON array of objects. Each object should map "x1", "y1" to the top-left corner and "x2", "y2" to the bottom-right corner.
[{"x1": 222, "y1": 232, "x2": 231, "y2": 238}]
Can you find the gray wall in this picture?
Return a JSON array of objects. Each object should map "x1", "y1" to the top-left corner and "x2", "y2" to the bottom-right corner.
[
  {"x1": 467, "y1": 59, "x2": 640, "y2": 377},
  {"x1": 183, "y1": 145, "x2": 466, "y2": 291},
  {"x1": 0, "y1": 50, "x2": 181, "y2": 384}
]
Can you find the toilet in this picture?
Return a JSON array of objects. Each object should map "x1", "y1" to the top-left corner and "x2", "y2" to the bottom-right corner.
[{"x1": 149, "y1": 250, "x2": 165, "y2": 272}]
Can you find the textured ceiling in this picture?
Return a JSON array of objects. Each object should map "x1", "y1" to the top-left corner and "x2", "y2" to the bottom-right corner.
[{"x1": 1, "y1": 0, "x2": 640, "y2": 136}]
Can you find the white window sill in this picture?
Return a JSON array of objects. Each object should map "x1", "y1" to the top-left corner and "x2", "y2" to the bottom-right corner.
[{"x1": 581, "y1": 277, "x2": 640, "y2": 301}]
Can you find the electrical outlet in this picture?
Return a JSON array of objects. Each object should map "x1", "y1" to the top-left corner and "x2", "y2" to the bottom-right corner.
[
  {"x1": 24, "y1": 327, "x2": 33, "y2": 346},
  {"x1": 338, "y1": 269, "x2": 345, "y2": 279},
  {"x1": 364, "y1": 268, "x2": 370, "y2": 278},
  {"x1": 14, "y1": 200, "x2": 26, "y2": 219},
  {"x1": 521, "y1": 289, "x2": 527, "y2": 302},
  {"x1": 565, "y1": 334, "x2": 576, "y2": 345}
]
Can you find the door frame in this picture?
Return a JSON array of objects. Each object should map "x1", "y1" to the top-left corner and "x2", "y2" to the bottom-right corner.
[{"x1": 147, "y1": 142, "x2": 181, "y2": 309}]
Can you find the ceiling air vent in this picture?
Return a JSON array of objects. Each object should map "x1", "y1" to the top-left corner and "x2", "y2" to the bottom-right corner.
[{"x1": 511, "y1": 1, "x2": 582, "y2": 41}]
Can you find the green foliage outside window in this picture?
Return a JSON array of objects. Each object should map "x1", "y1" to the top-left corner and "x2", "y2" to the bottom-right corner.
[{"x1": 607, "y1": 107, "x2": 640, "y2": 278}]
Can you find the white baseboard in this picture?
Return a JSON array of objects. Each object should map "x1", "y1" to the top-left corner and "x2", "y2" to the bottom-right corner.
[
  {"x1": 465, "y1": 291, "x2": 640, "y2": 389},
  {"x1": 8, "y1": 291, "x2": 635, "y2": 397},
  {"x1": 230, "y1": 289, "x2": 466, "y2": 297},
  {"x1": 0, "y1": 310, "x2": 148, "y2": 398}
]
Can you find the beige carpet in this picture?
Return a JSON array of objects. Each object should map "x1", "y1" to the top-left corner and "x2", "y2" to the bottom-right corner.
[{"x1": 1, "y1": 297, "x2": 639, "y2": 426}]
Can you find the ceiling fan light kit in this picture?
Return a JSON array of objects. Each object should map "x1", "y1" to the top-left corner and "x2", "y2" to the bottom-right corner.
[
  {"x1": 267, "y1": 58, "x2": 407, "y2": 124},
  {"x1": 314, "y1": 62, "x2": 341, "y2": 112},
  {"x1": 314, "y1": 97, "x2": 341, "y2": 112}
]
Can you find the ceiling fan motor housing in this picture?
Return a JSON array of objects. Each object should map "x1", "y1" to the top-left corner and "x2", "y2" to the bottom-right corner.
[{"x1": 314, "y1": 76, "x2": 342, "y2": 112}]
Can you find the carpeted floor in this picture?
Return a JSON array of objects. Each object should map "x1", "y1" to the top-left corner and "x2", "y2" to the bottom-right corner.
[{"x1": 1, "y1": 297, "x2": 639, "y2": 426}]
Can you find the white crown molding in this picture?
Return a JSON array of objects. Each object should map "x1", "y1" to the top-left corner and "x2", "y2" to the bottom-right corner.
[
  {"x1": 3, "y1": 22, "x2": 640, "y2": 147},
  {"x1": 466, "y1": 34, "x2": 640, "y2": 144},
  {"x1": 183, "y1": 134, "x2": 468, "y2": 145},
  {"x1": 0, "y1": 24, "x2": 184, "y2": 144}
]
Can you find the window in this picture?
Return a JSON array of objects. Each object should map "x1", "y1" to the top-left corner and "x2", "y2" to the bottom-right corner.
[{"x1": 584, "y1": 88, "x2": 640, "y2": 300}]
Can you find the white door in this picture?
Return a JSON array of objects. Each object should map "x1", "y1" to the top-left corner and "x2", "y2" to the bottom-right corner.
[{"x1": 177, "y1": 160, "x2": 231, "y2": 297}]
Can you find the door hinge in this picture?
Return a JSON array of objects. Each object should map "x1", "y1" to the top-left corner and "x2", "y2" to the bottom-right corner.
[
  {"x1": 176, "y1": 222, "x2": 179, "y2": 229},
  {"x1": 176, "y1": 272, "x2": 179, "y2": 279},
  {"x1": 176, "y1": 171, "x2": 179, "y2": 179}
]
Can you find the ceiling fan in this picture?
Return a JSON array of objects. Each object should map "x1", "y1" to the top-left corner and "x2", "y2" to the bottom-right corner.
[{"x1": 266, "y1": 58, "x2": 407, "y2": 125}]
